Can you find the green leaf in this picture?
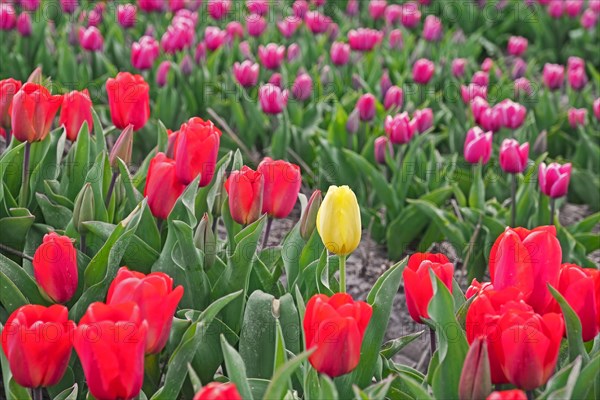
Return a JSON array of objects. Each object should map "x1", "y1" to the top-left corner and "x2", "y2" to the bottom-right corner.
[
  {"x1": 52, "y1": 384, "x2": 78, "y2": 400},
  {"x1": 380, "y1": 331, "x2": 425, "y2": 359},
  {"x1": 571, "y1": 353, "x2": 600, "y2": 399},
  {"x1": 0, "y1": 253, "x2": 48, "y2": 308},
  {"x1": 538, "y1": 356, "x2": 582, "y2": 400},
  {"x1": 468, "y1": 163, "x2": 485, "y2": 210},
  {"x1": 548, "y1": 285, "x2": 590, "y2": 364},
  {"x1": 151, "y1": 322, "x2": 204, "y2": 400},
  {"x1": 220, "y1": 335, "x2": 254, "y2": 400},
  {"x1": 262, "y1": 350, "x2": 312, "y2": 400}
]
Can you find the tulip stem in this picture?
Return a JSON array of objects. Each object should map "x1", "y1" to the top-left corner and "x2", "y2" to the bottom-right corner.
[
  {"x1": 32, "y1": 388, "x2": 43, "y2": 400},
  {"x1": 262, "y1": 217, "x2": 273, "y2": 249},
  {"x1": 80, "y1": 233, "x2": 87, "y2": 254},
  {"x1": 339, "y1": 254, "x2": 347, "y2": 293},
  {"x1": 526, "y1": 390, "x2": 534, "y2": 400},
  {"x1": 511, "y1": 173, "x2": 517, "y2": 227},
  {"x1": 549, "y1": 198, "x2": 556, "y2": 226},
  {"x1": 429, "y1": 328, "x2": 437, "y2": 356},
  {"x1": 18, "y1": 141, "x2": 31, "y2": 208},
  {"x1": 105, "y1": 171, "x2": 119, "y2": 208},
  {"x1": 0, "y1": 243, "x2": 33, "y2": 261}
]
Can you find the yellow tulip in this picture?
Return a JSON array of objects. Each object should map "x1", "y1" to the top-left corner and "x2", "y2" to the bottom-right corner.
[{"x1": 316, "y1": 185, "x2": 361, "y2": 256}]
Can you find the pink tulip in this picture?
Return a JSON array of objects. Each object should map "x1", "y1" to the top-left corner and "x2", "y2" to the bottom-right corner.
[
  {"x1": 60, "y1": 0, "x2": 78, "y2": 13},
  {"x1": 498, "y1": 99, "x2": 527, "y2": 129},
  {"x1": 292, "y1": 73, "x2": 313, "y2": 101},
  {"x1": 499, "y1": 139, "x2": 529, "y2": 174},
  {"x1": 131, "y1": 36, "x2": 159, "y2": 70},
  {"x1": 269, "y1": 73, "x2": 282, "y2": 88},
  {"x1": 471, "y1": 71, "x2": 489, "y2": 87},
  {"x1": 204, "y1": 26, "x2": 226, "y2": 51},
  {"x1": 21, "y1": 0, "x2": 40, "y2": 11},
  {"x1": 413, "y1": 108, "x2": 433, "y2": 133},
  {"x1": 389, "y1": 29, "x2": 403, "y2": 49},
  {"x1": 471, "y1": 97, "x2": 489, "y2": 124},
  {"x1": 161, "y1": 23, "x2": 194, "y2": 53},
  {"x1": 481, "y1": 57, "x2": 494, "y2": 72},
  {"x1": 581, "y1": 8, "x2": 598, "y2": 29},
  {"x1": 356, "y1": 94, "x2": 377, "y2": 122},
  {"x1": 567, "y1": 67, "x2": 587, "y2": 91},
  {"x1": 304, "y1": 10, "x2": 332, "y2": 34},
  {"x1": 412, "y1": 58, "x2": 435, "y2": 84},
  {"x1": 385, "y1": 5, "x2": 402, "y2": 24},
  {"x1": 0, "y1": 4, "x2": 16, "y2": 30},
  {"x1": 259, "y1": 84, "x2": 288, "y2": 114},
  {"x1": 16, "y1": 13, "x2": 31, "y2": 37},
  {"x1": 258, "y1": 44, "x2": 286, "y2": 70},
  {"x1": 226, "y1": 21, "x2": 244, "y2": 41},
  {"x1": 452, "y1": 58, "x2": 467, "y2": 78},
  {"x1": 207, "y1": 0, "x2": 231, "y2": 20},
  {"x1": 79, "y1": 26, "x2": 103, "y2": 52},
  {"x1": 247, "y1": 0, "x2": 269, "y2": 15},
  {"x1": 117, "y1": 4, "x2": 136, "y2": 28},
  {"x1": 594, "y1": 98, "x2": 600, "y2": 121},
  {"x1": 293, "y1": 0, "x2": 309, "y2": 18},
  {"x1": 246, "y1": 14, "x2": 267, "y2": 37},
  {"x1": 565, "y1": 0, "x2": 583, "y2": 17},
  {"x1": 369, "y1": 0, "x2": 388, "y2": 20},
  {"x1": 568, "y1": 108, "x2": 587, "y2": 127},
  {"x1": 233, "y1": 60, "x2": 259, "y2": 88},
  {"x1": 348, "y1": 28, "x2": 384, "y2": 52},
  {"x1": 139, "y1": 0, "x2": 164, "y2": 12},
  {"x1": 461, "y1": 84, "x2": 487, "y2": 103},
  {"x1": 464, "y1": 127, "x2": 493, "y2": 164},
  {"x1": 277, "y1": 18, "x2": 300, "y2": 38},
  {"x1": 287, "y1": 43, "x2": 301, "y2": 62},
  {"x1": 512, "y1": 58, "x2": 527, "y2": 79},
  {"x1": 401, "y1": 2, "x2": 421, "y2": 28},
  {"x1": 507, "y1": 36, "x2": 528, "y2": 56},
  {"x1": 374, "y1": 136, "x2": 393, "y2": 164},
  {"x1": 543, "y1": 63, "x2": 564, "y2": 90},
  {"x1": 330, "y1": 42, "x2": 350, "y2": 65},
  {"x1": 383, "y1": 86, "x2": 403, "y2": 110},
  {"x1": 195, "y1": 42, "x2": 206, "y2": 63},
  {"x1": 539, "y1": 162, "x2": 571, "y2": 198},
  {"x1": 156, "y1": 61, "x2": 171, "y2": 88},
  {"x1": 514, "y1": 78, "x2": 533, "y2": 97},
  {"x1": 480, "y1": 106, "x2": 502, "y2": 133},
  {"x1": 385, "y1": 113, "x2": 415, "y2": 144},
  {"x1": 548, "y1": 0, "x2": 564, "y2": 18},
  {"x1": 422, "y1": 15, "x2": 443, "y2": 41},
  {"x1": 591, "y1": 0, "x2": 600, "y2": 12}
]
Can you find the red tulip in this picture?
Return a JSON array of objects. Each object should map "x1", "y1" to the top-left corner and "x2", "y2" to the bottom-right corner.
[
  {"x1": 412, "y1": 58, "x2": 435, "y2": 84},
  {"x1": 107, "y1": 267, "x2": 184, "y2": 354},
  {"x1": 348, "y1": 28, "x2": 384, "y2": 52},
  {"x1": 58, "y1": 89, "x2": 93, "y2": 141},
  {"x1": 487, "y1": 390, "x2": 527, "y2": 400},
  {"x1": 0, "y1": 78, "x2": 21, "y2": 129},
  {"x1": 507, "y1": 36, "x2": 528, "y2": 56},
  {"x1": 106, "y1": 72, "x2": 150, "y2": 130},
  {"x1": 193, "y1": 382, "x2": 242, "y2": 400},
  {"x1": 257, "y1": 157, "x2": 301, "y2": 218},
  {"x1": 33, "y1": 232, "x2": 78, "y2": 303},
  {"x1": 542, "y1": 63, "x2": 564, "y2": 90},
  {"x1": 385, "y1": 112, "x2": 415, "y2": 144},
  {"x1": 225, "y1": 166, "x2": 264, "y2": 225},
  {"x1": 303, "y1": 293, "x2": 372, "y2": 377},
  {"x1": 538, "y1": 162, "x2": 571, "y2": 198},
  {"x1": 144, "y1": 152, "x2": 186, "y2": 220},
  {"x1": 11, "y1": 83, "x2": 63, "y2": 142},
  {"x1": 173, "y1": 117, "x2": 222, "y2": 187},
  {"x1": 489, "y1": 226, "x2": 561, "y2": 313},
  {"x1": 403, "y1": 253, "x2": 453, "y2": 324},
  {"x1": 2, "y1": 305, "x2": 74, "y2": 388},
  {"x1": 258, "y1": 43, "x2": 285, "y2": 70},
  {"x1": 356, "y1": 93, "x2": 376, "y2": 121},
  {"x1": 465, "y1": 279, "x2": 493, "y2": 299},
  {"x1": 499, "y1": 139, "x2": 529, "y2": 174},
  {"x1": 74, "y1": 302, "x2": 147, "y2": 400},
  {"x1": 464, "y1": 127, "x2": 492, "y2": 164},
  {"x1": 546, "y1": 263, "x2": 599, "y2": 342}
]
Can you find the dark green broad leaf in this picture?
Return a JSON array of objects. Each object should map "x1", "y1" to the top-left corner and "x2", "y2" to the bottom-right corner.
[
  {"x1": 0, "y1": 253, "x2": 48, "y2": 311},
  {"x1": 220, "y1": 335, "x2": 254, "y2": 400},
  {"x1": 380, "y1": 331, "x2": 425, "y2": 359},
  {"x1": 0, "y1": 208, "x2": 35, "y2": 258}
]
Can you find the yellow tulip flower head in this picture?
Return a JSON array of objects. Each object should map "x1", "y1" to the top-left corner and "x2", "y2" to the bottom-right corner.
[{"x1": 316, "y1": 185, "x2": 361, "y2": 256}]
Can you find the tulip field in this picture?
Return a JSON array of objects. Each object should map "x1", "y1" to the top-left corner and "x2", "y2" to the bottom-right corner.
[{"x1": 1, "y1": 0, "x2": 600, "y2": 399}]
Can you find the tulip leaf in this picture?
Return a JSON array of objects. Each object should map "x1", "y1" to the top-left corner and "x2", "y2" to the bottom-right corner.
[
  {"x1": 8, "y1": 379, "x2": 30, "y2": 400},
  {"x1": 168, "y1": 175, "x2": 201, "y2": 227},
  {"x1": 117, "y1": 158, "x2": 144, "y2": 216},
  {"x1": 182, "y1": 289, "x2": 243, "y2": 324},
  {"x1": 262, "y1": 350, "x2": 312, "y2": 400},
  {"x1": 282, "y1": 224, "x2": 305, "y2": 290},
  {"x1": 335, "y1": 258, "x2": 406, "y2": 397},
  {"x1": 151, "y1": 322, "x2": 204, "y2": 400},
  {"x1": 91, "y1": 108, "x2": 106, "y2": 156},
  {"x1": 0, "y1": 208, "x2": 35, "y2": 260},
  {"x1": 65, "y1": 122, "x2": 90, "y2": 201},
  {"x1": 35, "y1": 193, "x2": 72, "y2": 229},
  {"x1": 354, "y1": 376, "x2": 394, "y2": 400},
  {"x1": 389, "y1": 373, "x2": 434, "y2": 400},
  {"x1": 427, "y1": 273, "x2": 469, "y2": 400},
  {"x1": 220, "y1": 335, "x2": 254, "y2": 400},
  {"x1": 0, "y1": 253, "x2": 48, "y2": 309},
  {"x1": 190, "y1": 318, "x2": 238, "y2": 385},
  {"x1": 186, "y1": 364, "x2": 203, "y2": 394},
  {"x1": 52, "y1": 384, "x2": 78, "y2": 400},
  {"x1": 380, "y1": 331, "x2": 425, "y2": 359},
  {"x1": 571, "y1": 353, "x2": 600, "y2": 400},
  {"x1": 548, "y1": 285, "x2": 590, "y2": 364},
  {"x1": 538, "y1": 356, "x2": 582, "y2": 400}
]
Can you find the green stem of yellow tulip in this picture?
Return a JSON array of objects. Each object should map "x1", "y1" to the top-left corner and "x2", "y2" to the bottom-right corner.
[
  {"x1": 19, "y1": 141, "x2": 31, "y2": 208},
  {"x1": 511, "y1": 173, "x2": 517, "y2": 227},
  {"x1": 339, "y1": 254, "x2": 347, "y2": 293}
]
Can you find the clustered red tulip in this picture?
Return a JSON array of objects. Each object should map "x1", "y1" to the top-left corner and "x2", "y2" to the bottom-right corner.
[
  {"x1": 303, "y1": 293, "x2": 372, "y2": 377},
  {"x1": 144, "y1": 152, "x2": 186, "y2": 219},
  {"x1": 33, "y1": 232, "x2": 78, "y2": 303},
  {"x1": 538, "y1": 162, "x2": 572, "y2": 198},
  {"x1": 499, "y1": 139, "x2": 529, "y2": 174},
  {"x1": 11, "y1": 82, "x2": 63, "y2": 143},
  {"x1": 225, "y1": 165, "x2": 264, "y2": 225},
  {"x1": 59, "y1": 89, "x2": 93, "y2": 141},
  {"x1": 106, "y1": 72, "x2": 150, "y2": 130},
  {"x1": 257, "y1": 157, "x2": 301, "y2": 218},
  {"x1": 403, "y1": 253, "x2": 454, "y2": 324},
  {"x1": 0, "y1": 78, "x2": 22, "y2": 129},
  {"x1": 193, "y1": 382, "x2": 242, "y2": 400},
  {"x1": 464, "y1": 127, "x2": 493, "y2": 164},
  {"x1": 107, "y1": 267, "x2": 184, "y2": 354}
]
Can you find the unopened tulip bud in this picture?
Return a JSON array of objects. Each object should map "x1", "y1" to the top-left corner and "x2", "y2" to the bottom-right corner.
[
  {"x1": 593, "y1": 98, "x2": 600, "y2": 121},
  {"x1": 452, "y1": 58, "x2": 467, "y2": 78},
  {"x1": 356, "y1": 93, "x2": 376, "y2": 121},
  {"x1": 180, "y1": 55, "x2": 193, "y2": 76},
  {"x1": 533, "y1": 130, "x2": 548, "y2": 154},
  {"x1": 27, "y1": 66, "x2": 43, "y2": 84},
  {"x1": 33, "y1": 234, "x2": 78, "y2": 304},
  {"x1": 346, "y1": 108, "x2": 360, "y2": 134},
  {"x1": 110, "y1": 125, "x2": 134, "y2": 171},
  {"x1": 380, "y1": 70, "x2": 392, "y2": 97},
  {"x1": 459, "y1": 337, "x2": 492, "y2": 400},
  {"x1": 374, "y1": 136, "x2": 393, "y2": 165},
  {"x1": 300, "y1": 190, "x2": 322, "y2": 240},
  {"x1": 316, "y1": 185, "x2": 361, "y2": 255},
  {"x1": 73, "y1": 183, "x2": 95, "y2": 234},
  {"x1": 194, "y1": 213, "x2": 216, "y2": 268},
  {"x1": 156, "y1": 61, "x2": 171, "y2": 88},
  {"x1": 17, "y1": 13, "x2": 32, "y2": 36}
]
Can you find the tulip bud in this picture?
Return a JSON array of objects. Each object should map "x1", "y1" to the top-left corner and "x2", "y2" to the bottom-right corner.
[
  {"x1": 156, "y1": 61, "x2": 171, "y2": 88},
  {"x1": 452, "y1": 58, "x2": 467, "y2": 78},
  {"x1": 539, "y1": 162, "x2": 572, "y2": 199},
  {"x1": 533, "y1": 130, "x2": 547, "y2": 154},
  {"x1": 194, "y1": 213, "x2": 216, "y2": 268},
  {"x1": 316, "y1": 185, "x2": 361, "y2": 255},
  {"x1": 346, "y1": 108, "x2": 360, "y2": 134},
  {"x1": 459, "y1": 337, "x2": 492, "y2": 400},
  {"x1": 73, "y1": 183, "x2": 95, "y2": 234},
  {"x1": 180, "y1": 55, "x2": 193, "y2": 76},
  {"x1": 193, "y1": 382, "x2": 242, "y2": 400},
  {"x1": 0, "y1": 4, "x2": 16, "y2": 30},
  {"x1": 487, "y1": 390, "x2": 528, "y2": 400},
  {"x1": 412, "y1": 58, "x2": 435, "y2": 85},
  {"x1": 287, "y1": 43, "x2": 301, "y2": 62},
  {"x1": 0, "y1": 78, "x2": 22, "y2": 129},
  {"x1": 374, "y1": 136, "x2": 393, "y2": 165},
  {"x1": 110, "y1": 124, "x2": 134, "y2": 171},
  {"x1": 380, "y1": 70, "x2": 392, "y2": 97},
  {"x1": 225, "y1": 166, "x2": 264, "y2": 225},
  {"x1": 300, "y1": 190, "x2": 322, "y2": 240},
  {"x1": 27, "y1": 66, "x2": 43, "y2": 84},
  {"x1": 16, "y1": 13, "x2": 32, "y2": 37},
  {"x1": 594, "y1": 98, "x2": 600, "y2": 121},
  {"x1": 33, "y1": 233, "x2": 78, "y2": 304},
  {"x1": 356, "y1": 93, "x2": 376, "y2": 121}
]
